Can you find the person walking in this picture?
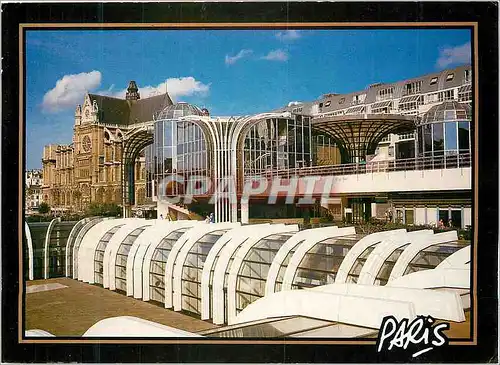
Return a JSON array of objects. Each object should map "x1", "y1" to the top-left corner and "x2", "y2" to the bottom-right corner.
[{"x1": 209, "y1": 212, "x2": 215, "y2": 223}]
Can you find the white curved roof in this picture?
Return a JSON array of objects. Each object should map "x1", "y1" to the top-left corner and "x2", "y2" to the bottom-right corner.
[
  {"x1": 83, "y1": 316, "x2": 202, "y2": 337},
  {"x1": 265, "y1": 226, "x2": 338, "y2": 296},
  {"x1": 25, "y1": 222, "x2": 34, "y2": 281},
  {"x1": 127, "y1": 220, "x2": 199, "y2": 298},
  {"x1": 310, "y1": 282, "x2": 465, "y2": 322},
  {"x1": 200, "y1": 224, "x2": 270, "y2": 321},
  {"x1": 25, "y1": 329, "x2": 55, "y2": 337},
  {"x1": 281, "y1": 226, "x2": 356, "y2": 291},
  {"x1": 77, "y1": 218, "x2": 127, "y2": 282},
  {"x1": 105, "y1": 220, "x2": 152, "y2": 290},
  {"x1": 436, "y1": 245, "x2": 471, "y2": 269},
  {"x1": 165, "y1": 222, "x2": 240, "y2": 309},
  {"x1": 387, "y1": 267, "x2": 470, "y2": 290},
  {"x1": 388, "y1": 230, "x2": 459, "y2": 281},
  {"x1": 172, "y1": 223, "x2": 237, "y2": 312},
  {"x1": 211, "y1": 224, "x2": 288, "y2": 324},
  {"x1": 233, "y1": 287, "x2": 416, "y2": 328},
  {"x1": 226, "y1": 224, "x2": 299, "y2": 324},
  {"x1": 335, "y1": 229, "x2": 406, "y2": 284},
  {"x1": 357, "y1": 230, "x2": 434, "y2": 285}
]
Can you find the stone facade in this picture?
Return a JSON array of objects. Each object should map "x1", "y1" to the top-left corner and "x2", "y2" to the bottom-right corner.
[
  {"x1": 41, "y1": 81, "x2": 172, "y2": 213},
  {"x1": 25, "y1": 169, "x2": 43, "y2": 212}
]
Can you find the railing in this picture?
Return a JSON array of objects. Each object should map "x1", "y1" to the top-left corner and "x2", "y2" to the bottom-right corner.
[{"x1": 257, "y1": 153, "x2": 471, "y2": 179}]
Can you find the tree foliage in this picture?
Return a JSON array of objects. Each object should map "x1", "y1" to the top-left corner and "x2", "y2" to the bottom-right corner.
[
  {"x1": 38, "y1": 202, "x2": 50, "y2": 214},
  {"x1": 86, "y1": 203, "x2": 122, "y2": 217}
]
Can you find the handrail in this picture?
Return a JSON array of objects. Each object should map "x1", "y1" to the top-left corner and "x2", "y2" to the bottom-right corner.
[{"x1": 252, "y1": 153, "x2": 471, "y2": 179}]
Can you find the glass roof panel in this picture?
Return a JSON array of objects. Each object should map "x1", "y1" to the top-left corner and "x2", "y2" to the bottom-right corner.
[{"x1": 200, "y1": 316, "x2": 335, "y2": 338}]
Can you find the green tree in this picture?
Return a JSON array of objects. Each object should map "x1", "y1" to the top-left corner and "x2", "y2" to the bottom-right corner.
[
  {"x1": 86, "y1": 202, "x2": 121, "y2": 217},
  {"x1": 38, "y1": 202, "x2": 50, "y2": 214}
]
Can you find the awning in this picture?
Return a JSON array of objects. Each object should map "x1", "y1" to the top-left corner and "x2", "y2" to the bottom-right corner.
[
  {"x1": 458, "y1": 84, "x2": 472, "y2": 94},
  {"x1": 346, "y1": 105, "x2": 365, "y2": 114},
  {"x1": 398, "y1": 94, "x2": 422, "y2": 104},
  {"x1": 370, "y1": 100, "x2": 392, "y2": 110}
]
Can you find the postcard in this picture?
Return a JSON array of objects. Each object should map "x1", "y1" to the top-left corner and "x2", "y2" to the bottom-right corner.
[{"x1": 2, "y1": 1, "x2": 497, "y2": 363}]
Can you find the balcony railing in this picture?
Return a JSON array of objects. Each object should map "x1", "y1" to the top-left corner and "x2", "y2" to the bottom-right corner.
[{"x1": 257, "y1": 153, "x2": 471, "y2": 179}]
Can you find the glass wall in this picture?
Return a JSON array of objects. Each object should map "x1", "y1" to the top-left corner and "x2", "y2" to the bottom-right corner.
[
  {"x1": 146, "y1": 119, "x2": 209, "y2": 199},
  {"x1": 94, "y1": 224, "x2": 124, "y2": 285},
  {"x1": 235, "y1": 233, "x2": 293, "y2": 314},
  {"x1": 346, "y1": 242, "x2": 380, "y2": 284},
  {"x1": 374, "y1": 244, "x2": 410, "y2": 286},
  {"x1": 149, "y1": 228, "x2": 189, "y2": 303},
  {"x1": 292, "y1": 234, "x2": 363, "y2": 289},
  {"x1": 417, "y1": 104, "x2": 471, "y2": 158},
  {"x1": 200, "y1": 316, "x2": 339, "y2": 338},
  {"x1": 23, "y1": 229, "x2": 30, "y2": 280},
  {"x1": 114, "y1": 225, "x2": 151, "y2": 291},
  {"x1": 181, "y1": 230, "x2": 228, "y2": 315},
  {"x1": 27, "y1": 222, "x2": 51, "y2": 280},
  {"x1": 47, "y1": 221, "x2": 77, "y2": 278},
  {"x1": 243, "y1": 116, "x2": 315, "y2": 176},
  {"x1": 274, "y1": 239, "x2": 306, "y2": 292},
  {"x1": 72, "y1": 218, "x2": 104, "y2": 278},
  {"x1": 403, "y1": 241, "x2": 468, "y2": 276},
  {"x1": 65, "y1": 218, "x2": 95, "y2": 277}
]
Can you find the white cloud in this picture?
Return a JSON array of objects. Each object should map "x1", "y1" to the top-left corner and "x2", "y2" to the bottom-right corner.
[
  {"x1": 42, "y1": 70, "x2": 101, "y2": 112},
  {"x1": 225, "y1": 49, "x2": 253, "y2": 65},
  {"x1": 436, "y1": 42, "x2": 471, "y2": 69},
  {"x1": 107, "y1": 77, "x2": 210, "y2": 101},
  {"x1": 276, "y1": 30, "x2": 301, "y2": 42},
  {"x1": 261, "y1": 49, "x2": 289, "y2": 62}
]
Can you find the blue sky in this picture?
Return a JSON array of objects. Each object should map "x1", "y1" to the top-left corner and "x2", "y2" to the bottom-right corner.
[{"x1": 26, "y1": 28, "x2": 471, "y2": 169}]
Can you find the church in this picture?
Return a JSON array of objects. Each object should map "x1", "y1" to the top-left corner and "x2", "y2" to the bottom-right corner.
[{"x1": 41, "y1": 81, "x2": 173, "y2": 214}]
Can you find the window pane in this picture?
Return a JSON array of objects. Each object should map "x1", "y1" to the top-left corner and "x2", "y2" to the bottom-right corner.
[
  {"x1": 432, "y1": 123, "x2": 444, "y2": 154},
  {"x1": 444, "y1": 122, "x2": 458, "y2": 151},
  {"x1": 458, "y1": 122, "x2": 470, "y2": 152},
  {"x1": 423, "y1": 125, "x2": 432, "y2": 155},
  {"x1": 405, "y1": 209, "x2": 414, "y2": 225}
]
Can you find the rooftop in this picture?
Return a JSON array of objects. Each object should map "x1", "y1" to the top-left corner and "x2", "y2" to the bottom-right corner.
[{"x1": 25, "y1": 277, "x2": 216, "y2": 336}]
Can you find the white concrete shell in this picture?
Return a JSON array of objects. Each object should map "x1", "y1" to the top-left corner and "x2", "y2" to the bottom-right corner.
[
  {"x1": 264, "y1": 226, "x2": 339, "y2": 296},
  {"x1": 233, "y1": 288, "x2": 416, "y2": 328},
  {"x1": 43, "y1": 218, "x2": 60, "y2": 279},
  {"x1": 388, "y1": 231, "x2": 459, "y2": 282},
  {"x1": 165, "y1": 222, "x2": 240, "y2": 309},
  {"x1": 200, "y1": 224, "x2": 270, "y2": 321},
  {"x1": 25, "y1": 221, "x2": 34, "y2": 280},
  {"x1": 25, "y1": 329, "x2": 55, "y2": 337},
  {"x1": 281, "y1": 226, "x2": 357, "y2": 291},
  {"x1": 82, "y1": 316, "x2": 202, "y2": 337},
  {"x1": 64, "y1": 217, "x2": 94, "y2": 277},
  {"x1": 357, "y1": 230, "x2": 434, "y2": 285},
  {"x1": 141, "y1": 222, "x2": 201, "y2": 302},
  {"x1": 211, "y1": 225, "x2": 288, "y2": 324},
  {"x1": 104, "y1": 219, "x2": 150, "y2": 290},
  {"x1": 310, "y1": 283, "x2": 465, "y2": 322},
  {"x1": 78, "y1": 219, "x2": 126, "y2": 282},
  {"x1": 335, "y1": 229, "x2": 407, "y2": 284},
  {"x1": 436, "y1": 245, "x2": 471, "y2": 269},
  {"x1": 72, "y1": 217, "x2": 110, "y2": 279},
  {"x1": 172, "y1": 223, "x2": 239, "y2": 312},
  {"x1": 126, "y1": 220, "x2": 199, "y2": 298},
  {"x1": 226, "y1": 224, "x2": 299, "y2": 324},
  {"x1": 387, "y1": 267, "x2": 470, "y2": 290}
]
